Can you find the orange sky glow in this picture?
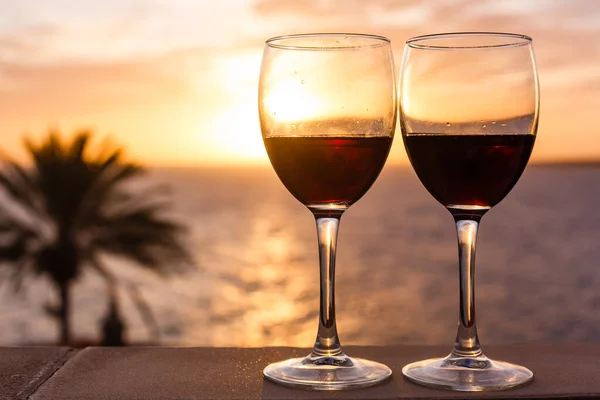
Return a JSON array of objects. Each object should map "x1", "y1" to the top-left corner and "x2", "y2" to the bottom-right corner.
[{"x1": 1, "y1": 0, "x2": 599, "y2": 166}]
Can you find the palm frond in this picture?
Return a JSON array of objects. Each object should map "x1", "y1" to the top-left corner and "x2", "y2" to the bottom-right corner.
[
  {"x1": 89, "y1": 257, "x2": 160, "y2": 341},
  {"x1": 25, "y1": 131, "x2": 64, "y2": 166},
  {"x1": 0, "y1": 128, "x2": 192, "y2": 303},
  {"x1": 0, "y1": 159, "x2": 43, "y2": 216},
  {"x1": 0, "y1": 221, "x2": 37, "y2": 293},
  {"x1": 68, "y1": 136, "x2": 146, "y2": 233},
  {"x1": 123, "y1": 282, "x2": 161, "y2": 341},
  {"x1": 91, "y1": 203, "x2": 191, "y2": 274},
  {"x1": 0, "y1": 258, "x2": 34, "y2": 293},
  {"x1": 0, "y1": 219, "x2": 38, "y2": 261},
  {"x1": 66, "y1": 132, "x2": 89, "y2": 162},
  {"x1": 21, "y1": 131, "x2": 125, "y2": 236}
]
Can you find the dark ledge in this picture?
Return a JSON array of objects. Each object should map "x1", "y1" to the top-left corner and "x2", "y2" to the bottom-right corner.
[
  {"x1": 2, "y1": 344, "x2": 599, "y2": 399},
  {"x1": 0, "y1": 347, "x2": 74, "y2": 400}
]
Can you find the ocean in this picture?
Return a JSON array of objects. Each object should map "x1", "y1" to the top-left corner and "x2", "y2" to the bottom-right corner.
[{"x1": 1, "y1": 165, "x2": 599, "y2": 347}]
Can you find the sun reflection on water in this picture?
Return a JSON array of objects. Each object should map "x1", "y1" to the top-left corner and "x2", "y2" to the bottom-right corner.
[
  {"x1": 207, "y1": 211, "x2": 316, "y2": 347},
  {"x1": 10, "y1": 167, "x2": 595, "y2": 348}
]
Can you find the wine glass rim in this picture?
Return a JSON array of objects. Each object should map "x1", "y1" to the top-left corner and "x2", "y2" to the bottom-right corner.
[
  {"x1": 406, "y1": 32, "x2": 532, "y2": 50},
  {"x1": 265, "y1": 33, "x2": 391, "y2": 50}
]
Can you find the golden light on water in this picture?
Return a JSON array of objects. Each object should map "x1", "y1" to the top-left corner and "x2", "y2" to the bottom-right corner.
[
  {"x1": 205, "y1": 213, "x2": 316, "y2": 347},
  {"x1": 2, "y1": 0, "x2": 600, "y2": 353}
]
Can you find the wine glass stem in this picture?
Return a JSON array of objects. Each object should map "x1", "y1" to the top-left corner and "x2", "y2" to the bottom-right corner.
[
  {"x1": 312, "y1": 215, "x2": 344, "y2": 357},
  {"x1": 452, "y1": 218, "x2": 483, "y2": 358}
]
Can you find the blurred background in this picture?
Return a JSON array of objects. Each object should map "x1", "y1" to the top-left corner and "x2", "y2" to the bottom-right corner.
[{"x1": 0, "y1": 0, "x2": 599, "y2": 347}]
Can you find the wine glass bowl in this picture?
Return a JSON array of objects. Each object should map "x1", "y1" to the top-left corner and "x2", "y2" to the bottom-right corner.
[
  {"x1": 400, "y1": 32, "x2": 539, "y2": 391},
  {"x1": 259, "y1": 33, "x2": 396, "y2": 390}
]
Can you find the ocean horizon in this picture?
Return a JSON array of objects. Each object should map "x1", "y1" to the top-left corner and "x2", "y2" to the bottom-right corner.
[{"x1": 1, "y1": 165, "x2": 599, "y2": 347}]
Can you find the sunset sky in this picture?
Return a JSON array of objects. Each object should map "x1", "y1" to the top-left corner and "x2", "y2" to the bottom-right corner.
[{"x1": 1, "y1": 0, "x2": 599, "y2": 166}]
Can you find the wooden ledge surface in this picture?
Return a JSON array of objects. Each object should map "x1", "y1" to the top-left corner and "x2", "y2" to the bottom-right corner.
[{"x1": 1, "y1": 344, "x2": 598, "y2": 399}]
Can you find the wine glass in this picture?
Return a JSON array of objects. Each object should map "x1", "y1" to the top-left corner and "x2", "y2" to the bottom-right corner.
[
  {"x1": 399, "y1": 32, "x2": 539, "y2": 391},
  {"x1": 259, "y1": 33, "x2": 396, "y2": 390}
]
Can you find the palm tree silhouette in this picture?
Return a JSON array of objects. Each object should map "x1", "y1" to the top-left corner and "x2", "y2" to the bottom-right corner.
[{"x1": 0, "y1": 130, "x2": 191, "y2": 345}]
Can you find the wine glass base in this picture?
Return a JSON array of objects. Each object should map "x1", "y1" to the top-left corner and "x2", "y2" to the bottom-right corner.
[
  {"x1": 402, "y1": 354, "x2": 533, "y2": 392},
  {"x1": 263, "y1": 354, "x2": 392, "y2": 390}
]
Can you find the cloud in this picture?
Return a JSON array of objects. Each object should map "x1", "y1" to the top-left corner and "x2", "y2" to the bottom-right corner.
[
  {"x1": 0, "y1": 0, "x2": 268, "y2": 65},
  {"x1": 0, "y1": 0, "x2": 599, "y2": 164},
  {"x1": 0, "y1": 43, "x2": 264, "y2": 165},
  {"x1": 250, "y1": 0, "x2": 600, "y2": 161}
]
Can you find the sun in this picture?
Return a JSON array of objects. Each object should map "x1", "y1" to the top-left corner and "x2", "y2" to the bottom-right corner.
[
  {"x1": 188, "y1": 52, "x2": 270, "y2": 165},
  {"x1": 207, "y1": 103, "x2": 268, "y2": 164},
  {"x1": 262, "y1": 78, "x2": 327, "y2": 122}
]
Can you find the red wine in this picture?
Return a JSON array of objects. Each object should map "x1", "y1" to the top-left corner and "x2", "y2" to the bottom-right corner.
[
  {"x1": 403, "y1": 134, "x2": 535, "y2": 208},
  {"x1": 264, "y1": 136, "x2": 392, "y2": 208}
]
